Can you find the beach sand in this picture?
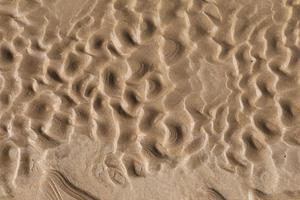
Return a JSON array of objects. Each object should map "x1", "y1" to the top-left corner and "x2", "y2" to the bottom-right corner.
[{"x1": 0, "y1": 0, "x2": 300, "y2": 199}]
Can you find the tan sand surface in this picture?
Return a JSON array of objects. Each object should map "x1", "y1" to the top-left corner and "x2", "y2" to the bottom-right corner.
[{"x1": 1, "y1": 0, "x2": 300, "y2": 199}]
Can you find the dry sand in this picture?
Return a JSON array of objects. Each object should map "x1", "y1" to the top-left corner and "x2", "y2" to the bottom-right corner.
[{"x1": 0, "y1": 0, "x2": 300, "y2": 199}]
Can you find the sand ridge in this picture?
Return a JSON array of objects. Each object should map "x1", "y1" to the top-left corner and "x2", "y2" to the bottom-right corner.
[{"x1": 0, "y1": 0, "x2": 300, "y2": 199}]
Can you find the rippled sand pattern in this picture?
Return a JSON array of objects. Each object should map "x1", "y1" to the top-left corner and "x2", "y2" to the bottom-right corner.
[{"x1": 1, "y1": 0, "x2": 300, "y2": 199}]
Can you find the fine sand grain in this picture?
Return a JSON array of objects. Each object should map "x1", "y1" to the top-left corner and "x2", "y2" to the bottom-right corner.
[{"x1": 1, "y1": 0, "x2": 300, "y2": 199}]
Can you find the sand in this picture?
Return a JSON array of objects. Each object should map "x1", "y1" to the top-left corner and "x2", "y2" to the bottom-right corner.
[{"x1": 0, "y1": 0, "x2": 300, "y2": 199}]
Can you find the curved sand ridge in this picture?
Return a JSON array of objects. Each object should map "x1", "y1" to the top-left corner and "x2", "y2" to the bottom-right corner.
[{"x1": 0, "y1": 0, "x2": 300, "y2": 199}]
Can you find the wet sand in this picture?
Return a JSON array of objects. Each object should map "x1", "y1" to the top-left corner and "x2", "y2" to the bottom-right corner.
[{"x1": 1, "y1": 0, "x2": 300, "y2": 199}]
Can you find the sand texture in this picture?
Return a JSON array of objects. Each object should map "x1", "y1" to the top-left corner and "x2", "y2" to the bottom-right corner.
[{"x1": 0, "y1": 0, "x2": 300, "y2": 199}]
